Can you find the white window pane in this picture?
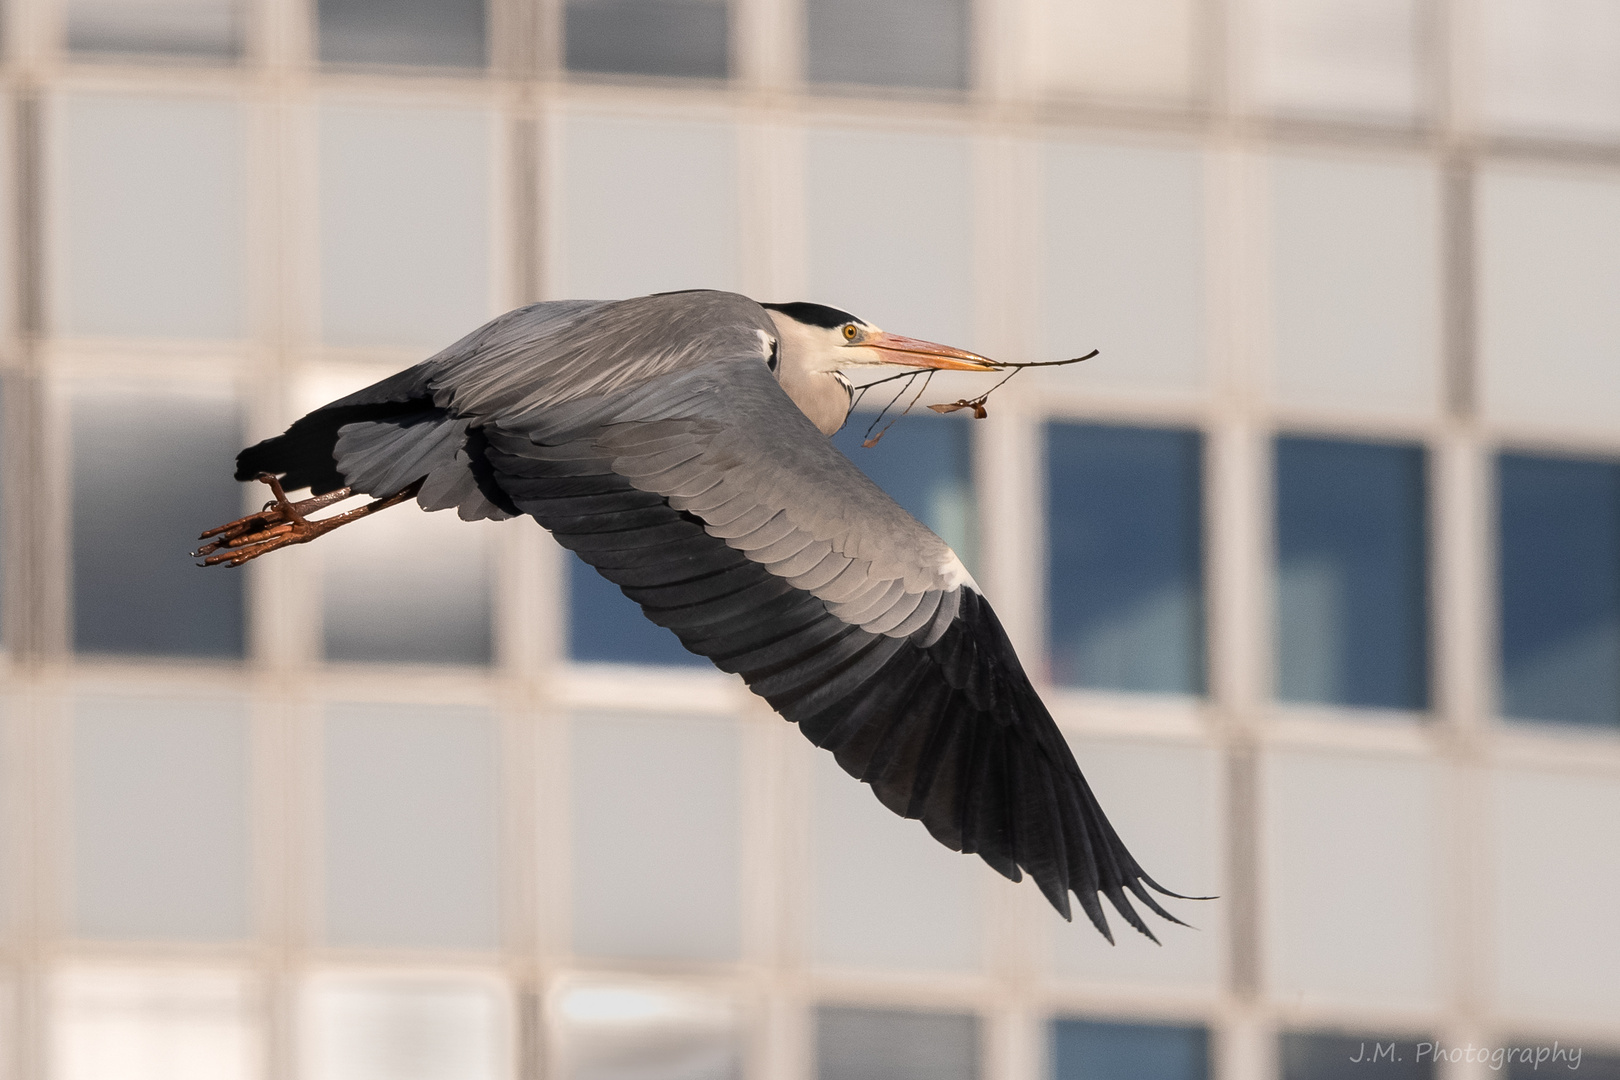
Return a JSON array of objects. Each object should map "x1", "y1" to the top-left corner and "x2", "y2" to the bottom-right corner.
[
  {"x1": 1048, "y1": 739, "x2": 1221, "y2": 988},
  {"x1": 1269, "y1": 154, "x2": 1441, "y2": 417},
  {"x1": 72, "y1": 385, "x2": 244, "y2": 658},
  {"x1": 1480, "y1": 0, "x2": 1620, "y2": 140},
  {"x1": 53, "y1": 968, "x2": 259, "y2": 1080},
  {"x1": 805, "y1": 129, "x2": 974, "y2": 347},
  {"x1": 54, "y1": 94, "x2": 246, "y2": 338},
  {"x1": 553, "y1": 979, "x2": 741, "y2": 1080},
  {"x1": 570, "y1": 712, "x2": 739, "y2": 961},
  {"x1": 1263, "y1": 749, "x2": 1440, "y2": 1008},
  {"x1": 71, "y1": 696, "x2": 251, "y2": 942},
  {"x1": 320, "y1": 104, "x2": 494, "y2": 349},
  {"x1": 304, "y1": 975, "x2": 511, "y2": 1080},
  {"x1": 1478, "y1": 167, "x2": 1620, "y2": 432},
  {"x1": 1034, "y1": 0, "x2": 1199, "y2": 103},
  {"x1": 556, "y1": 113, "x2": 740, "y2": 300},
  {"x1": 322, "y1": 503, "x2": 494, "y2": 665},
  {"x1": 1491, "y1": 767, "x2": 1620, "y2": 1025},
  {"x1": 810, "y1": 752, "x2": 980, "y2": 971},
  {"x1": 67, "y1": 0, "x2": 242, "y2": 56},
  {"x1": 1250, "y1": 0, "x2": 1423, "y2": 122},
  {"x1": 1041, "y1": 142, "x2": 1205, "y2": 396},
  {"x1": 322, "y1": 703, "x2": 501, "y2": 949}
]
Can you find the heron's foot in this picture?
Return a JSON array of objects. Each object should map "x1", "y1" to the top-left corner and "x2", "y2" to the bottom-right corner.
[{"x1": 193, "y1": 474, "x2": 419, "y2": 568}]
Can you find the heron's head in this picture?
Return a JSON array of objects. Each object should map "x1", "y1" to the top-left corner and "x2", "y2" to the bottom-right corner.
[{"x1": 761, "y1": 301, "x2": 999, "y2": 435}]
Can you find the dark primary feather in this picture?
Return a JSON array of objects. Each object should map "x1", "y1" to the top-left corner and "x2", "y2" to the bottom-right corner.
[{"x1": 233, "y1": 290, "x2": 1195, "y2": 941}]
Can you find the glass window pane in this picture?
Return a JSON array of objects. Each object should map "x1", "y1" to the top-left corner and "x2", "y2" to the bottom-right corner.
[
  {"x1": 55, "y1": 95, "x2": 246, "y2": 339},
  {"x1": 1275, "y1": 437, "x2": 1428, "y2": 710},
  {"x1": 556, "y1": 113, "x2": 740, "y2": 299},
  {"x1": 1265, "y1": 750, "x2": 1440, "y2": 1008},
  {"x1": 72, "y1": 386, "x2": 244, "y2": 658},
  {"x1": 811, "y1": 753, "x2": 980, "y2": 971},
  {"x1": 553, "y1": 979, "x2": 741, "y2": 1080},
  {"x1": 1497, "y1": 453, "x2": 1620, "y2": 727},
  {"x1": 570, "y1": 713, "x2": 739, "y2": 961},
  {"x1": 1046, "y1": 423, "x2": 1203, "y2": 695},
  {"x1": 1269, "y1": 155, "x2": 1441, "y2": 417},
  {"x1": 564, "y1": 0, "x2": 728, "y2": 78},
  {"x1": 1051, "y1": 1019, "x2": 1208, "y2": 1080},
  {"x1": 806, "y1": 128, "x2": 974, "y2": 347},
  {"x1": 1478, "y1": 168, "x2": 1620, "y2": 433},
  {"x1": 322, "y1": 703, "x2": 500, "y2": 950},
  {"x1": 1048, "y1": 739, "x2": 1221, "y2": 988},
  {"x1": 71, "y1": 697, "x2": 250, "y2": 941},
  {"x1": 52, "y1": 967, "x2": 259, "y2": 1080},
  {"x1": 1280, "y1": 1032, "x2": 1433, "y2": 1080},
  {"x1": 66, "y1": 0, "x2": 242, "y2": 56},
  {"x1": 304, "y1": 976, "x2": 510, "y2": 1080},
  {"x1": 569, "y1": 556, "x2": 708, "y2": 666},
  {"x1": 320, "y1": 104, "x2": 493, "y2": 349},
  {"x1": 318, "y1": 0, "x2": 485, "y2": 67},
  {"x1": 815, "y1": 1006, "x2": 978, "y2": 1080},
  {"x1": 806, "y1": 0, "x2": 968, "y2": 89},
  {"x1": 1492, "y1": 768, "x2": 1620, "y2": 1027},
  {"x1": 322, "y1": 504, "x2": 493, "y2": 665},
  {"x1": 1250, "y1": 0, "x2": 1422, "y2": 122},
  {"x1": 1510, "y1": 1049, "x2": 1620, "y2": 1080},
  {"x1": 1480, "y1": 0, "x2": 1620, "y2": 140},
  {"x1": 831, "y1": 412, "x2": 976, "y2": 570},
  {"x1": 1041, "y1": 142, "x2": 1205, "y2": 397},
  {"x1": 1035, "y1": 0, "x2": 1199, "y2": 103}
]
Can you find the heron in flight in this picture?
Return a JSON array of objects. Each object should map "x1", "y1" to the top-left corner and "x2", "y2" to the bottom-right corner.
[{"x1": 198, "y1": 290, "x2": 1194, "y2": 942}]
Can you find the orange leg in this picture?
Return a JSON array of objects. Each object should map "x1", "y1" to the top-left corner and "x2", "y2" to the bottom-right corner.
[{"x1": 194, "y1": 473, "x2": 423, "y2": 568}]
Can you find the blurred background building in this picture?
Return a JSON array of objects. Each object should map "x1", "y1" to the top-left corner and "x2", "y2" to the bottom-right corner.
[{"x1": 0, "y1": 0, "x2": 1617, "y2": 1078}]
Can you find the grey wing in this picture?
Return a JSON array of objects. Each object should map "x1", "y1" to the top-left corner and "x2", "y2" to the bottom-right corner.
[{"x1": 483, "y1": 358, "x2": 1192, "y2": 941}]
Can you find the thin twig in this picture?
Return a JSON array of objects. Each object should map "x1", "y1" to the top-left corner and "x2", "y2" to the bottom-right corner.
[{"x1": 862, "y1": 369, "x2": 936, "y2": 448}]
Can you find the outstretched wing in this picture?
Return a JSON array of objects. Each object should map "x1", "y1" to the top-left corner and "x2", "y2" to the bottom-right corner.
[{"x1": 483, "y1": 356, "x2": 1191, "y2": 941}]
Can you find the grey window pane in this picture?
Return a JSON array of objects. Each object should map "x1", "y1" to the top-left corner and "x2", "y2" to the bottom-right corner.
[
  {"x1": 322, "y1": 507, "x2": 493, "y2": 665},
  {"x1": 565, "y1": 0, "x2": 728, "y2": 78},
  {"x1": 1279, "y1": 1032, "x2": 1433, "y2": 1080},
  {"x1": 1510, "y1": 1048, "x2": 1620, "y2": 1080},
  {"x1": 1047, "y1": 423, "x2": 1204, "y2": 694},
  {"x1": 70, "y1": 697, "x2": 251, "y2": 941},
  {"x1": 66, "y1": 0, "x2": 242, "y2": 56},
  {"x1": 569, "y1": 555, "x2": 706, "y2": 666},
  {"x1": 318, "y1": 0, "x2": 485, "y2": 66},
  {"x1": 832, "y1": 413, "x2": 976, "y2": 570},
  {"x1": 1051, "y1": 1019, "x2": 1208, "y2": 1080},
  {"x1": 1275, "y1": 437, "x2": 1428, "y2": 710},
  {"x1": 554, "y1": 981, "x2": 741, "y2": 1080},
  {"x1": 816, "y1": 1006, "x2": 978, "y2": 1080},
  {"x1": 72, "y1": 388, "x2": 244, "y2": 658},
  {"x1": 322, "y1": 704, "x2": 500, "y2": 949},
  {"x1": 1498, "y1": 453, "x2": 1620, "y2": 728},
  {"x1": 56, "y1": 95, "x2": 246, "y2": 339},
  {"x1": 806, "y1": 0, "x2": 969, "y2": 90},
  {"x1": 570, "y1": 713, "x2": 739, "y2": 961}
]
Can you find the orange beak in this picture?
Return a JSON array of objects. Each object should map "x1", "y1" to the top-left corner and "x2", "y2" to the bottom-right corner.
[{"x1": 862, "y1": 331, "x2": 1001, "y2": 371}]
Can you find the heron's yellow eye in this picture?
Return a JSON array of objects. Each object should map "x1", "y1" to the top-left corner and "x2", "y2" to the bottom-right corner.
[{"x1": 843, "y1": 324, "x2": 858, "y2": 341}]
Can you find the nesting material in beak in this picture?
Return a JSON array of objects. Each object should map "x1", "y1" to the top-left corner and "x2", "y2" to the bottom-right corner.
[{"x1": 863, "y1": 332, "x2": 1001, "y2": 371}]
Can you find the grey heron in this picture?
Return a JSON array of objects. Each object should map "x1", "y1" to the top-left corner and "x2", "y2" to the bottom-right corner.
[{"x1": 198, "y1": 289, "x2": 1195, "y2": 942}]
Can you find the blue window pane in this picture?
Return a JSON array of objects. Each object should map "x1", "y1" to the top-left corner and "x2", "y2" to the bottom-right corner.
[
  {"x1": 806, "y1": 0, "x2": 969, "y2": 90},
  {"x1": 569, "y1": 557, "x2": 707, "y2": 667},
  {"x1": 72, "y1": 389, "x2": 244, "y2": 658},
  {"x1": 565, "y1": 0, "x2": 729, "y2": 78},
  {"x1": 816, "y1": 1006, "x2": 978, "y2": 1080},
  {"x1": 1046, "y1": 423, "x2": 1204, "y2": 694},
  {"x1": 1051, "y1": 1019, "x2": 1208, "y2": 1080},
  {"x1": 831, "y1": 412, "x2": 976, "y2": 570},
  {"x1": 1275, "y1": 437, "x2": 1429, "y2": 710},
  {"x1": 1498, "y1": 453, "x2": 1620, "y2": 727},
  {"x1": 1510, "y1": 1048, "x2": 1620, "y2": 1080},
  {"x1": 1280, "y1": 1032, "x2": 1433, "y2": 1080}
]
